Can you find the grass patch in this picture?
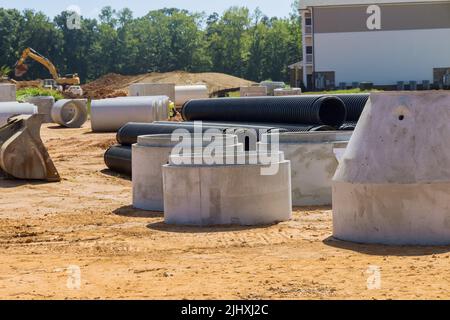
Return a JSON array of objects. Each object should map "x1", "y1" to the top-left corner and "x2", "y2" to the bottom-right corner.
[{"x1": 16, "y1": 87, "x2": 64, "y2": 102}]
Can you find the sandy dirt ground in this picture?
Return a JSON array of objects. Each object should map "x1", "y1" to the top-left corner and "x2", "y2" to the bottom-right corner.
[{"x1": 0, "y1": 122, "x2": 450, "y2": 300}]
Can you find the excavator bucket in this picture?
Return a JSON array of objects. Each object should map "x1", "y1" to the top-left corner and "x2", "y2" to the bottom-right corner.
[
  {"x1": 14, "y1": 63, "x2": 29, "y2": 78},
  {"x1": 0, "y1": 114, "x2": 60, "y2": 182}
]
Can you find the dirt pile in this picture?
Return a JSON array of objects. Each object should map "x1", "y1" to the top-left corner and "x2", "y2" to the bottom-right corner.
[{"x1": 82, "y1": 71, "x2": 255, "y2": 99}]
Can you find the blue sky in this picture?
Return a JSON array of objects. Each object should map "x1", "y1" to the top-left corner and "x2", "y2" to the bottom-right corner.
[{"x1": 0, "y1": 0, "x2": 295, "y2": 18}]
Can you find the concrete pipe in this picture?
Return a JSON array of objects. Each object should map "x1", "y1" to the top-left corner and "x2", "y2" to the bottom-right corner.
[
  {"x1": 0, "y1": 102, "x2": 37, "y2": 127},
  {"x1": 274, "y1": 88, "x2": 302, "y2": 96},
  {"x1": 261, "y1": 131, "x2": 352, "y2": 206},
  {"x1": 0, "y1": 84, "x2": 16, "y2": 102},
  {"x1": 25, "y1": 96, "x2": 55, "y2": 123},
  {"x1": 133, "y1": 134, "x2": 242, "y2": 212},
  {"x1": 91, "y1": 96, "x2": 170, "y2": 132},
  {"x1": 175, "y1": 85, "x2": 208, "y2": 106},
  {"x1": 162, "y1": 151, "x2": 292, "y2": 226},
  {"x1": 51, "y1": 99, "x2": 88, "y2": 128},
  {"x1": 333, "y1": 92, "x2": 450, "y2": 245},
  {"x1": 129, "y1": 83, "x2": 176, "y2": 103}
]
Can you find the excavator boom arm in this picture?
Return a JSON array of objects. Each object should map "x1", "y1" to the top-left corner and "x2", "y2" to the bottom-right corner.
[{"x1": 15, "y1": 48, "x2": 59, "y2": 80}]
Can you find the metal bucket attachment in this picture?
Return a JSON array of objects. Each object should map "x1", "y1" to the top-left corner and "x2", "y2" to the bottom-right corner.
[{"x1": 0, "y1": 114, "x2": 60, "y2": 181}]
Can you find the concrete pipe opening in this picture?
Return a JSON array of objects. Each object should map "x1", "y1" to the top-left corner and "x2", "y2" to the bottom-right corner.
[{"x1": 51, "y1": 99, "x2": 88, "y2": 128}]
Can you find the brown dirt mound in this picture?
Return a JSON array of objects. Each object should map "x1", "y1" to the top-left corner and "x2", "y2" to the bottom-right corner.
[{"x1": 82, "y1": 71, "x2": 255, "y2": 99}]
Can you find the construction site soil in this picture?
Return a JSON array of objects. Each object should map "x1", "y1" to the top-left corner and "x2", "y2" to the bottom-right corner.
[
  {"x1": 81, "y1": 71, "x2": 255, "y2": 99},
  {"x1": 0, "y1": 122, "x2": 449, "y2": 299}
]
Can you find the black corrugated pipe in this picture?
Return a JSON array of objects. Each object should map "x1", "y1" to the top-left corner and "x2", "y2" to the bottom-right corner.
[
  {"x1": 175, "y1": 121, "x2": 337, "y2": 132},
  {"x1": 181, "y1": 96, "x2": 347, "y2": 127},
  {"x1": 334, "y1": 94, "x2": 369, "y2": 122},
  {"x1": 104, "y1": 145, "x2": 132, "y2": 176},
  {"x1": 116, "y1": 122, "x2": 288, "y2": 148}
]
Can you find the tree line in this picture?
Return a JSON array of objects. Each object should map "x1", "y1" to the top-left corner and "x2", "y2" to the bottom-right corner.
[{"x1": 0, "y1": 3, "x2": 302, "y2": 84}]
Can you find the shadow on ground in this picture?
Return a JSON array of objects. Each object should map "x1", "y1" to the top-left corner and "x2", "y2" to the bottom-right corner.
[
  {"x1": 323, "y1": 236, "x2": 450, "y2": 256},
  {"x1": 113, "y1": 205, "x2": 162, "y2": 218},
  {"x1": 146, "y1": 221, "x2": 277, "y2": 234},
  {"x1": 100, "y1": 169, "x2": 131, "y2": 181}
]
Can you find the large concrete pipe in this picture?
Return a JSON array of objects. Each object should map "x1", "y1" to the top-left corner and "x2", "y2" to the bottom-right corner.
[
  {"x1": 0, "y1": 84, "x2": 16, "y2": 102},
  {"x1": 51, "y1": 99, "x2": 88, "y2": 128},
  {"x1": 0, "y1": 102, "x2": 37, "y2": 126},
  {"x1": 91, "y1": 96, "x2": 170, "y2": 132},
  {"x1": 182, "y1": 96, "x2": 347, "y2": 127},
  {"x1": 175, "y1": 85, "x2": 209, "y2": 106},
  {"x1": 133, "y1": 134, "x2": 242, "y2": 212},
  {"x1": 262, "y1": 131, "x2": 352, "y2": 206},
  {"x1": 163, "y1": 151, "x2": 292, "y2": 226},
  {"x1": 129, "y1": 83, "x2": 176, "y2": 102},
  {"x1": 25, "y1": 96, "x2": 55, "y2": 123},
  {"x1": 333, "y1": 92, "x2": 450, "y2": 245}
]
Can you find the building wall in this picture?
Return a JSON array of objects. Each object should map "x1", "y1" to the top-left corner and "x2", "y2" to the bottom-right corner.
[
  {"x1": 303, "y1": 1, "x2": 450, "y2": 88},
  {"x1": 315, "y1": 28, "x2": 450, "y2": 85}
]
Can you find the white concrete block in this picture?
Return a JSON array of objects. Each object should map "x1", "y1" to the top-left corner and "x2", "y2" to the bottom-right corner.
[
  {"x1": 240, "y1": 86, "x2": 268, "y2": 97},
  {"x1": 25, "y1": 96, "x2": 55, "y2": 123},
  {"x1": 0, "y1": 84, "x2": 16, "y2": 102}
]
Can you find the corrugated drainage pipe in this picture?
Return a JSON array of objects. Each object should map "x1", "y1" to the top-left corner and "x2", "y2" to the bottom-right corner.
[
  {"x1": 181, "y1": 96, "x2": 347, "y2": 127},
  {"x1": 104, "y1": 145, "x2": 132, "y2": 176},
  {"x1": 51, "y1": 99, "x2": 88, "y2": 128}
]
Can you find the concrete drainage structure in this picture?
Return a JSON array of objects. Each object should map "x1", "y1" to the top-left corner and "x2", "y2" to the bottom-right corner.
[
  {"x1": 333, "y1": 92, "x2": 450, "y2": 245},
  {"x1": 133, "y1": 134, "x2": 243, "y2": 211},
  {"x1": 274, "y1": 88, "x2": 302, "y2": 96},
  {"x1": 261, "y1": 131, "x2": 352, "y2": 206},
  {"x1": 91, "y1": 96, "x2": 169, "y2": 132},
  {"x1": 129, "y1": 83, "x2": 176, "y2": 103},
  {"x1": 0, "y1": 102, "x2": 37, "y2": 126},
  {"x1": 0, "y1": 84, "x2": 16, "y2": 102},
  {"x1": 51, "y1": 99, "x2": 88, "y2": 128},
  {"x1": 25, "y1": 96, "x2": 55, "y2": 123},
  {"x1": 162, "y1": 151, "x2": 292, "y2": 226},
  {"x1": 175, "y1": 85, "x2": 209, "y2": 107},
  {"x1": 240, "y1": 86, "x2": 268, "y2": 97}
]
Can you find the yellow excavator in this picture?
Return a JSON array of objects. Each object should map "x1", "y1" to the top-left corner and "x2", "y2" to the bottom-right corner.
[{"x1": 14, "y1": 47, "x2": 80, "y2": 90}]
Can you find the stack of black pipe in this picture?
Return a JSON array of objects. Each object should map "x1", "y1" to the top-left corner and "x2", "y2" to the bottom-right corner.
[{"x1": 104, "y1": 94, "x2": 369, "y2": 175}]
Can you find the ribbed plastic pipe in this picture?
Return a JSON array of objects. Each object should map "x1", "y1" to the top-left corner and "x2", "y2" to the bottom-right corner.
[
  {"x1": 51, "y1": 99, "x2": 88, "y2": 128},
  {"x1": 181, "y1": 96, "x2": 347, "y2": 127},
  {"x1": 0, "y1": 102, "x2": 37, "y2": 126},
  {"x1": 91, "y1": 96, "x2": 170, "y2": 132},
  {"x1": 334, "y1": 94, "x2": 369, "y2": 122},
  {"x1": 116, "y1": 122, "x2": 281, "y2": 148},
  {"x1": 175, "y1": 85, "x2": 209, "y2": 106},
  {"x1": 104, "y1": 145, "x2": 132, "y2": 176}
]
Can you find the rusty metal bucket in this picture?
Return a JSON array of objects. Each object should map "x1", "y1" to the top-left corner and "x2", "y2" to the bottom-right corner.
[{"x1": 0, "y1": 114, "x2": 60, "y2": 181}]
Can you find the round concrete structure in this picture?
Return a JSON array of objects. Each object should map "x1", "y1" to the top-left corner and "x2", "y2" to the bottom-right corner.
[
  {"x1": 133, "y1": 134, "x2": 242, "y2": 212},
  {"x1": 162, "y1": 151, "x2": 292, "y2": 226},
  {"x1": 129, "y1": 83, "x2": 176, "y2": 103},
  {"x1": 91, "y1": 96, "x2": 169, "y2": 132},
  {"x1": 262, "y1": 131, "x2": 352, "y2": 206},
  {"x1": 51, "y1": 99, "x2": 88, "y2": 128},
  {"x1": 0, "y1": 102, "x2": 37, "y2": 126},
  {"x1": 333, "y1": 92, "x2": 450, "y2": 245},
  {"x1": 175, "y1": 85, "x2": 209, "y2": 106},
  {"x1": 26, "y1": 96, "x2": 55, "y2": 123}
]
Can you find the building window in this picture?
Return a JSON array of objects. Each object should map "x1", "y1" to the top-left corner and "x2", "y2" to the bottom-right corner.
[
  {"x1": 305, "y1": 18, "x2": 312, "y2": 26},
  {"x1": 306, "y1": 46, "x2": 313, "y2": 55}
]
